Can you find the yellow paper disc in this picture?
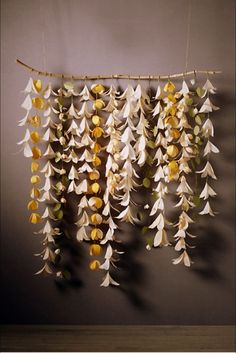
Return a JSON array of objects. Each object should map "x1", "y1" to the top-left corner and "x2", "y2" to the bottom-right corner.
[
  {"x1": 168, "y1": 161, "x2": 179, "y2": 174},
  {"x1": 27, "y1": 200, "x2": 39, "y2": 210},
  {"x1": 32, "y1": 147, "x2": 42, "y2": 160},
  {"x1": 91, "y1": 182, "x2": 100, "y2": 193},
  {"x1": 91, "y1": 228, "x2": 104, "y2": 240},
  {"x1": 89, "y1": 244, "x2": 102, "y2": 256},
  {"x1": 89, "y1": 260, "x2": 101, "y2": 270},
  {"x1": 91, "y1": 142, "x2": 102, "y2": 154},
  {"x1": 31, "y1": 162, "x2": 39, "y2": 172},
  {"x1": 29, "y1": 212, "x2": 41, "y2": 224},
  {"x1": 90, "y1": 213, "x2": 103, "y2": 225},
  {"x1": 30, "y1": 131, "x2": 40, "y2": 143},
  {"x1": 94, "y1": 99, "x2": 105, "y2": 110},
  {"x1": 92, "y1": 155, "x2": 102, "y2": 167},
  {"x1": 164, "y1": 116, "x2": 178, "y2": 128},
  {"x1": 30, "y1": 175, "x2": 41, "y2": 184},
  {"x1": 33, "y1": 80, "x2": 42, "y2": 93},
  {"x1": 91, "y1": 84, "x2": 105, "y2": 94},
  {"x1": 92, "y1": 115, "x2": 101, "y2": 126},
  {"x1": 30, "y1": 187, "x2": 41, "y2": 198},
  {"x1": 28, "y1": 116, "x2": 41, "y2": 127},
  {"x1": 88, "y1": 170, "x2": 100, "y2": 180},
  {"x1": 92, "y1": 127, "x2": 104, "y2": 138},
  {"x1": 32, "y1": 97, "x2": 45, "y2": 110},
  {"x1": 167, "y1": 145, "x2": 179, "y2": 158},
  {"x1": 170, "y1": 129, "x2": 180, "y2": 139}
]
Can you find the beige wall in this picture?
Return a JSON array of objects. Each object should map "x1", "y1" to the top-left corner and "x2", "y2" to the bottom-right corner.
[{"x1": 0, "y1": 0, "x2": 235, "y2": 324}]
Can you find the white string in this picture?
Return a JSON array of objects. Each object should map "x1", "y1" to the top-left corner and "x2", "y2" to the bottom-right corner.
[
  {"x1": 39, "y1": 0, "x2": 47, "y2": 72},
  {"x1": 185, "y1": 0, "x2": 192, "y2": 74}
]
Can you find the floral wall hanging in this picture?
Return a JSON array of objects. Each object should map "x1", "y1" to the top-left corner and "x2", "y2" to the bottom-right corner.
[{"x1": 17, "y1": 60, "x2": 221, "y2": 287}]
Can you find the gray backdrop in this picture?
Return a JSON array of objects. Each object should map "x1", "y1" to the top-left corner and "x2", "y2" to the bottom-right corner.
[{"x1": 0, "y1": 0, "x2": 235, "y2": 324}]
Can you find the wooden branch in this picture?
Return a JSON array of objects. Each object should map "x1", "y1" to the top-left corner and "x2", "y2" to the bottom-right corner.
[{"x1": 16, "y1": 58, "x2": 222, "y2": 81}]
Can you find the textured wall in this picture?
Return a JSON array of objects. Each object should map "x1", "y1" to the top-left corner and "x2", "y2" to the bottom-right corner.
[{"x1": 0, "y1": 0, "x2": 235, "y2": 324}]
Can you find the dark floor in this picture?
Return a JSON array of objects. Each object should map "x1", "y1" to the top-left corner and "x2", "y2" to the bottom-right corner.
[{"x1": 0, "y1": 325, "x2": 235, "y2": 352}]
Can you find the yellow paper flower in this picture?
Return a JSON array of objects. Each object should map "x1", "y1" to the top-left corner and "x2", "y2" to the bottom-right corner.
[
  {"x1": 88, "y1": 170, "x2": 100, "y2": 180},
  {"x1": 91, "y1": 182, "x2": 100, "y2": 193},
  {"x1": 91, "y1": 142, "x2": 102, "y2": 154},
  {"x1": 167, "y1": 94, "x2": 177, "y2": 103},
  {"x1": 31, "y1": 162, "x2": 39, "y2": 172},
  {"x1": 89, "y1": 197, "x2": 103, "y2": 209},
  {"x1": 168, "y1": 161, "x2": 179, "y2": 180},
  {"x1": 91, "y1": 84, "x2": 105, "y2": 94},
  {"x1": 28, "y1": 116, "x2": 41, "y2": 127},
  {"x1": 90, "y1": 213, "x2": 103, "y2": 225},
  {"x1": 32, "y1": 97, "x2": 45, "y2": 110},
  {"x1": 91, "y1": 228, "x2": 104, "y2": 240},
  {"x1": 170, "y1": 129, "x2": 180, "y2": 139},
  {"x1": 89, "y1": 260, "x2": 101, "y2": 270},
  {"x1": 92, "y1": 127, "x2": 104, "y2": 138},
  {"x1": 89, "y1": 244, "x2": 102, "y2": 256},
  {"x1": 30, "y1": 175, "x2": 41, "y2": 184},
  {"x1": 164, "y1": 81, "x2": 175, "y2": 93},
  {"x1": 168, "y1": 161, "x2": 179, "y2": 174},
  {"x1": 92, "y1": 115, "x2": 101, "y2": 126},
  {"x1": 92, "y1": 155, "x2": 102, "y2": 167},
  {"x1": 30, "y1": 187, "x2": 41, "y2": 198},
  {"x1": 30, "y1": 131, "x2": 40, "y2": 143},
  {"x1": 169, "y1": 106, "x2": 177, "y2": 116},
  {"x1": 32, "y1": 147, "x2": 42, "y2": 160},
  {"x1": 27, "y1": 200, "x2": 39, "y2": 210},
  {"x1": 33, "y1": 80, "x2": 42, "y2": 93},
  {"x1": 164, "y1": 116, "x2": 178, "y2": 127},
  {"x1": 29, "y1": 212, "x2": 41, "y2": 224},
  {"x1": 167, "y1": 145, "x2": 179, "y2": 158}
]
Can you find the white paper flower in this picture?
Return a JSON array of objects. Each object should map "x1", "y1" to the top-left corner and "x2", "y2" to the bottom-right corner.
[
  {"x1": 172, "y1": 250, "x2": 191, "y2": 267},
  {"x1": 196, "y1": 161, "x2": 217, "y2": 179},
  {"x1": 199, "y1": 182, "x2": 217, "y2": 200},
  {"x1": 199, "y1": 201, "x2": 215, "y2": 216}
]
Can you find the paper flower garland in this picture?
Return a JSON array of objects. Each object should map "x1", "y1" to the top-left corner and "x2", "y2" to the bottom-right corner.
[{"x1": 18, "y1": 76, "x2": 219, "y2": 285}]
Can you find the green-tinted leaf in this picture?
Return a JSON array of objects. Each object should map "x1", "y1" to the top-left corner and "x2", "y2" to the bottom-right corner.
[
  {"x1": 189, "y1": 107, "x2": 196, "y2": 118},
  {"x1": 196, "y1": 87, "x2": 206, "y2": 98},
  {"x1": 195, "y1": 115, "x2": 202, "y2": 125},
  {"x1": 62, "y1": 270, "x2": 71, "y2": 280},
  {"x1": 186, "y1": 98, "x2": 193, "y2": 106},
  {"x1": 64, "y1": 81, "x2": 74, "y2": 90},
  {"x1": 146, "y1": 237, "x2": 154, "y2": 248},
  {"x1": 145, "y1": 169, "x2": 153, "y2": 178},
  {"x1": 142, "y1": 226, "x2": 149, "y2": 235},
  {"x1": 147, "y1": 140, "x2": 156, "y2": 149},
  {"x1": 146, "y1": 155, "x2": 153, "y2": 166},
  {"x1": 143, "y1": 178, "x2": 151, "y2": 188},
  {"x1": 55, "y1": 209, "x2": 64, "y2": 220},
  {"x1": 137, "y1": 211, "x2": 144, "y2": 221},
  {"x1": 56, "y1": 181, "x2": 63, "y2": 190},
  {"x1": 193, "y1": 125, "x2": 200, "y2": 135},
  {"x1": 152, "y1": 191, "x2": 159, "y2": 200},
  {"x1": 58, "y1": 97, "x2": 64, "y2": 106},
  {"x1": 61, "y1": 175, "x2": 69, "y2": 185},
  {"x1": 56, "y1": 130, "x2": 62, "y2": 138},
  {"x1": 153, "y1": 126, "x2": 158, "y2": 137},
  {"x1": 198, "y1": 113, "x2": 206, "y2": 119},
  {"x1": 193, "y1": 195, "x2": 201, "y2": 207},
  {"x1": 53, "y1": 203, "x2": 62, "y2": 212}
]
